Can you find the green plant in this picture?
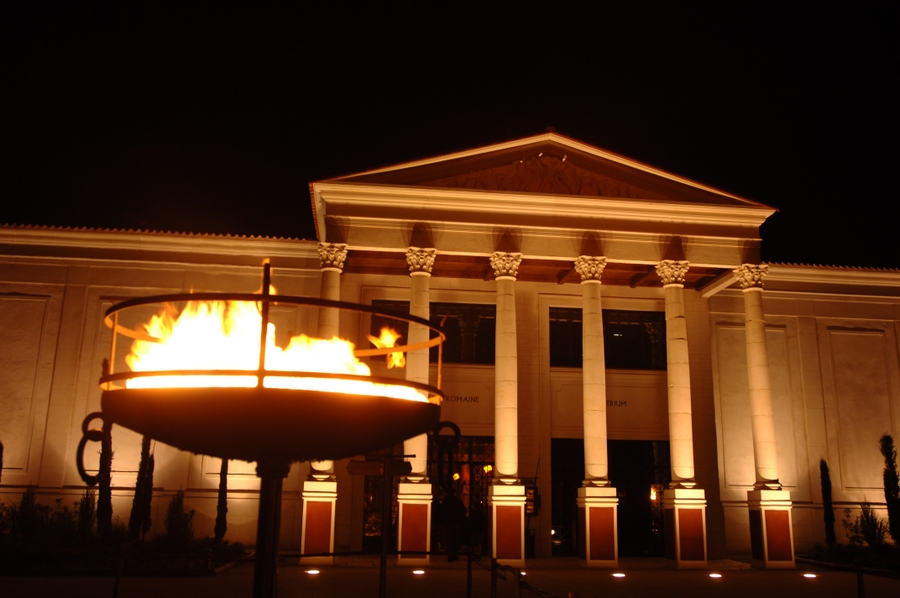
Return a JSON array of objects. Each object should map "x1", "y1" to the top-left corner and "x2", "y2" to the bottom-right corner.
[
  {"x1": 843, "y1": 504, "x2": 887, "y2": 548},
  {"x1": 164, "y1": 490, "x2": 194, "y2": 546},
  {"x1": 880, "y1": 434, "x2": 900, "y2": 543},
  {"x1": 820, "y1": 459, "x2": 836, "y2": 546},
  {"x1": 76, "y1": 488, "x2": 96, "y2": 540}
]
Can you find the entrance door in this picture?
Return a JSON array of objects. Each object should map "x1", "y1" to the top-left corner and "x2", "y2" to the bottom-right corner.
[
  {"x1": 551, "y1": 438, "x2": 670, "y2": 558},
  {"x1": 608, "y1": 440, "x2": 670, "y2": 557},
  {"x1": 550, "y1": 438, "x2": 584, "y2": 556}
]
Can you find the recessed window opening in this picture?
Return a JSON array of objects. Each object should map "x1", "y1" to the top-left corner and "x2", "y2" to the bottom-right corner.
[{"x1": 549, "y1": 307, "x2": 666, "y2": 370}]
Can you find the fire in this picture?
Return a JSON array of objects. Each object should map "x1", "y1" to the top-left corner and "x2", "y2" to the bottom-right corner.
[
  {"x1": 124, "y1": 300, "x2": 424, "y2": 402},
  {"x1": 367, "y1": 327, "x2": 406, "y2": 368}
]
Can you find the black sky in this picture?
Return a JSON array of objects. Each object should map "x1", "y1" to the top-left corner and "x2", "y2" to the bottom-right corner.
[{"x1": 5, "y1": 4, "x2": 899, "y2": 268}]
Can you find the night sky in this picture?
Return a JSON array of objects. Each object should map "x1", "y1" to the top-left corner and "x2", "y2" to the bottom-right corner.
[{"x1": 5, "y1": 5, "x2": 898, "y2": 269}]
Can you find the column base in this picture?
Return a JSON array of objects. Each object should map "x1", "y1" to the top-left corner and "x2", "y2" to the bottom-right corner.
[
  {"x1": 300, "y1": 480, "x2": 337, "y2": 564},
  {"x1": 489, "y1": 484, "x2": 525, "y2": 566},
  {"x1": 397, "y1": 482, "x2": 432, "y2": 565},
  {"x1": 748, "y1": 489, "x2": 795, "y2": 569},
  {"x1": 663, "y1": 487, "x2": 707, "y2": 568},
  {"x1": 576, "y1": 486, "x2": 618, "y2": 567}
]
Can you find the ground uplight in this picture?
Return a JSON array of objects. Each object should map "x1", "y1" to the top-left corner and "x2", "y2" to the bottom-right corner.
[
  {"x1": 305, "y1": 569, "x2": 320, "y2": 575},
  {"x1": 803, "y1": 573, "x2": 817, "y2": 578},
  {"x1": 413, "y1": 570, "x2": 425, "y2": 575},
  {"x1": 709, "y1": 573, "x2": 722, "y2": 578},
  {"x1": 612, "y1": 573, "x2": 625, "y2": 578}
]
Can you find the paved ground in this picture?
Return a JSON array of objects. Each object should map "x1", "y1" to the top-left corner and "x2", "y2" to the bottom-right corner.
[{"x1": 4, "y1": 556, "x2": 900, "y2": 598}]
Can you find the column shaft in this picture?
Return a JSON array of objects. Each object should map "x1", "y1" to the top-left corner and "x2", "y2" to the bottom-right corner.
[
  {"x1": 495, "y1": 276, "x2": 518, "y2": 480},
  {"x1": 742, "y1": 288, "x2": 779, "y2": 486},
  {"x1": 582, "y1": 280, "x2": 608, "y2": 483},
  {"x1": 404, "y1": 271, "x2": 430, "y2": 477},
  {"x1": 664, "y1": 284, "x2": 695, "y2": 485},
  {"x1": 318, "y1": 268, "x2": 341, "y2": 339}
]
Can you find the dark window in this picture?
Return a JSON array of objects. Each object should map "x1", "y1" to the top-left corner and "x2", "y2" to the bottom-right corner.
[
  {"x1": 370, "y1": 301, "x2": 495, "y2": 365},
  {"x1": 549, "y1": 307, "x2": 666, "y2": 370}
]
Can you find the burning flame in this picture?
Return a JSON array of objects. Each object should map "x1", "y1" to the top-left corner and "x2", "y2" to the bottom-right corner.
[
  {"x1": 367, "y1": 327, "x2": 406, "y2": 368},
  {"x1": 124, "y1": 300, "x2": 424, "y2": 402}
]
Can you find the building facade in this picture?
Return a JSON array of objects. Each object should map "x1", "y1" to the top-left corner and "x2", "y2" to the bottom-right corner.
[{"x1": 2, "y1": 133, "x2": 898, "y2": 566}]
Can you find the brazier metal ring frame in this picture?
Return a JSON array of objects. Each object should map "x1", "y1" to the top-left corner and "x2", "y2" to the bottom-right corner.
[{"x1": 100, "y1": 265, "x2": 446, "y2": 398}]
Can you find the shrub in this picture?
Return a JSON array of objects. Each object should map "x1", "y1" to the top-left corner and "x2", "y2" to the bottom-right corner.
[
  {"x1": 843, "y1": 504, "x2": 888, "y2": 548},
  {"x1": 77, "y1": 489, "x2": 96, "y2": 540},
  {"x1": 164, "y1": 491, "x2": 194, "y2": 546}
]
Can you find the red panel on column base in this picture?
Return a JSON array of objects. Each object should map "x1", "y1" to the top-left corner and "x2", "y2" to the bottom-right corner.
[
  {"x1": 401, "y1": 503, "x2": 428, "y2": 553},
  {"x1": 304, "y1": 502, "x2": 332, "y2": 555},
  {"x1": 765, "y1": 510, "x2": 793, "y2": 561},
  {"x1": 678, "y1": 508, "x2": 705, "y2": 561},
  {"x1": 589, "y1": 507, "x2": 615, "y2": 561},
  {"x1": 495, "y1": 505, "x2": 522, "y2": 560}
]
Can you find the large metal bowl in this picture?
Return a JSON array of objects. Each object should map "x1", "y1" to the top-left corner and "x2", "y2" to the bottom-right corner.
[{"x1": 101, "y1": 387, "x2": 440, "y2": 463}]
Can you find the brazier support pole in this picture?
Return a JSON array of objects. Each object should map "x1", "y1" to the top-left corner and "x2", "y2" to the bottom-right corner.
[{"x1": 254, "y1": 461, "x2": 290, "y2": 598}]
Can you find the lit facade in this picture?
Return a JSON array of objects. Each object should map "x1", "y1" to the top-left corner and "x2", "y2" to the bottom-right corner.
[{"x1": 1, "y1": 133, "x2": 898, "y2": 566}]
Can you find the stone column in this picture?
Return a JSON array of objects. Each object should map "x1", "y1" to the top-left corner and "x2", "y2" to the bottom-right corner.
[
  {"x1": 574, "y1": 256, "x2": 618, "y2": 567},
  {"x1": 398, "y1": 247, "x2": 435, "y2": 565},
  {"x1": 488, "y1": 251, "x2": 525, "y2": 566},
  {"x1": 734, "y1": 264, "x2": 795, "y2": 568},
  {"x1": 656, "y1": 260, "x2": 707, "y2": 568},
  {"x1": 300, "y1": 242, "x2": 347, "y2": 564}
]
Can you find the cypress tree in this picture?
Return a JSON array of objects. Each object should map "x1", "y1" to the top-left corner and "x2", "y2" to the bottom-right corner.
[
  {"x1": 820, "y1": 459, "x2": 836, "y2": 546},
  {"x1": 128, "y1": 436, "x2": 154, "y2": 541},
  {"x1": 141, "y1": 452, "x2": 155, "y2": 541},
  {"x1": 879, "y1": 434, "x2": 900, "y2": 544},
  {"x1": 97, "y1": 421, "x2": 113, "y2": 542},
  {"x1": 214, "y1": 459, "x2": 228, "y2": 541}
]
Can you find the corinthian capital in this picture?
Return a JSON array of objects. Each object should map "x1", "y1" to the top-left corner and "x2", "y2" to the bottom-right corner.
[
  {"x1": 490, "y1": 252, "x2": 522, "y2": 279},
  {"x1": 318, "y1": 242, "x2": 348, "y2": 271},
  {"x1": 655, "y1": 260, "x2": 690, "y2": 286},
  {"x1": 733, "y1": 263, "x2": 769, "y2": 290},
  {"x1": 406, "y1": 247, "x2": 436, "y2": 275},
  {"x1": 574, "y1": 256, "x2": 607, "y2": 282}
]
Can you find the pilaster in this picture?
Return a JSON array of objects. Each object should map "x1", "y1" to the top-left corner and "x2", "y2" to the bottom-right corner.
[
  {"x1": 397, "y1": 246, "x2": 435, "y2": 565},
  {"x1": 300, "y1": 242, "x2": 348, "y2": 563},
  {"x1": 656, "y1": 260, "x2": 708, "y2": 567},
  {"x1": 734, "y1": 264, "x2": 795, "y2": 568}
]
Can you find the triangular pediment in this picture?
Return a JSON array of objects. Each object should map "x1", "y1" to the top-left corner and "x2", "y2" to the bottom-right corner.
[{"x1": 325, "y1": 133, "x2": 769, "y2": 208}]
